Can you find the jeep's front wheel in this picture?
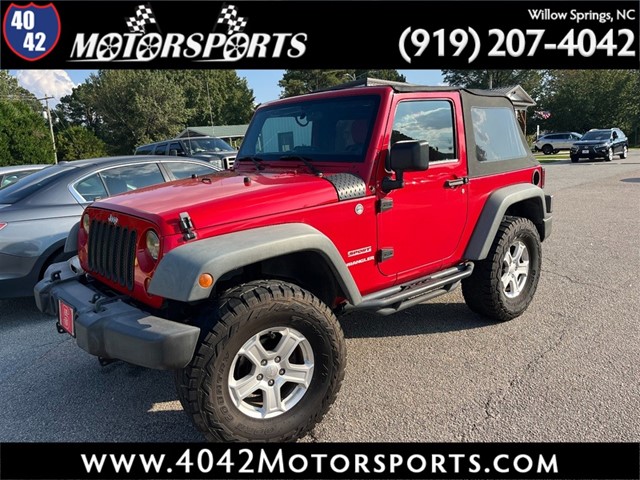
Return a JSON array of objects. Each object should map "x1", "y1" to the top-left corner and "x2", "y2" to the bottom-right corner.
[
  {"x1": 175, "y1": 280, "x2": 346, "y2": 442},
  {"x1": 462, "y1": 216, "x2": 541, "y2": 322}
]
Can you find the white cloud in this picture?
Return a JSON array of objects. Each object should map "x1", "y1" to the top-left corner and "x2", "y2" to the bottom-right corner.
[{"x1": 15, "y1": 70, "x2": 75, "y2": 105}]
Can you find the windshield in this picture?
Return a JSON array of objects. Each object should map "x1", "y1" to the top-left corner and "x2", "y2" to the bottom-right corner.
[
  {"x1": 182, "y1": 137, "x2": 234, "y2": 154},
  {"x1": 0, "y1": 165, "x2": 72, "y2": 204},
  {"x1": 581, "y1": 131, "x2": 611, "y2": 141},
  {"x1": 238, "y1": 95, "x2": 381, "y2": 163}
]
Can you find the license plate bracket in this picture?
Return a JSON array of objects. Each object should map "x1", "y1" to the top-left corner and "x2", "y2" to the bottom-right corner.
[{"x1": 58, "y1": 299, "x2": 75, "y2": 336}]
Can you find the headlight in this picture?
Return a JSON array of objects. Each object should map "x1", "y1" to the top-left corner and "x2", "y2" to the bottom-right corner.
[
  {"x1": 82, "y1": 213, "x2": 90, "y2": 233},
  {"x1": 145, "y1": 230, "x2": 160, "y2": 260}
]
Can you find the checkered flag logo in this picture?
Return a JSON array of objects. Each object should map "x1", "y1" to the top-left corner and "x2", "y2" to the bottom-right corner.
[
  {"x1": 126, "y1": 4, "x2": 157, "y2": 33},
  {"x1": 217, "y1": 4, "x2": 247, "y2": 35}
]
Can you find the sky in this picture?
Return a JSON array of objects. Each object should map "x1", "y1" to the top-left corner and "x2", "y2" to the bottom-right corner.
[{"x1": 8, "y1": 69, "x2": 444, "y2": 106}]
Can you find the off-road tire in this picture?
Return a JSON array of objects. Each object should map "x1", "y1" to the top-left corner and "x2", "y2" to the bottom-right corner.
[
  {"x1": 175, "y1": 280, "x2": 346, "y2": 442},
  {"x1": 462, "y1": 216, "x2": 542, "y2": 322}
]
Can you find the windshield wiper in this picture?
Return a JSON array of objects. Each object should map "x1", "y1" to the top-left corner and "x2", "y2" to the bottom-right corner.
[
  {"x1": 280, "y1": 155, "x2": 323, "y2": 177},
  {"x1": 236, "y1": 156, "x2": 265, "y2": 170}
]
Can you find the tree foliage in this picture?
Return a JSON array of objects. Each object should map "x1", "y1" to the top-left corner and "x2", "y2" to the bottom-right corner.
[
  {"x1": 278, "y1": 69, "x2": 407, "y2": 98},
  {"x1": 0, "y1": 100, "x2": 54, "y2": 166},
  {"x1": 56, "y1": 126, "x2": 107, "y2": 161},
  {"x1": 168, "y1": 71, "x2": 255, "y2": 127},
  {"x1": 538, "y1": 70, "x2": 640, "y2": 138},
  {"x1": 56, "y1": 70, "x2": 256, "y2": 155}
]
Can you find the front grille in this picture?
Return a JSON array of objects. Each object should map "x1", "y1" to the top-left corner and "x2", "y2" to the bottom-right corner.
[{"x1": 88, "y1": 220, "x2": 136, "y2": 290}]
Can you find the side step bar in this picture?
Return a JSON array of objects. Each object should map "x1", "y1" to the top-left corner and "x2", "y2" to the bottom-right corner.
[{"x1": 351, "y1": 262, "x2": 474, "y2": 316}]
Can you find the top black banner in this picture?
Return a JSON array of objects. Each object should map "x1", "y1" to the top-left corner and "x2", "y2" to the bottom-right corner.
[{"x1": 1, "y1": 1, "x2": 639, "y2": 69}]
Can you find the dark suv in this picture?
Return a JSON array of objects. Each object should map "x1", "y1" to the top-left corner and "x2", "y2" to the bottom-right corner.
[
  {"x1": 135, "y1": 136, "x2": 237, "y2": 170},
  {"x1": 570, "y1": 128, "x2": 628, "y2": 162}
]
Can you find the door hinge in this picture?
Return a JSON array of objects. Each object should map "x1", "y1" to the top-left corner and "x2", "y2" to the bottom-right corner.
[
  {"x1": 378, "y1": 248, "x2": 394, "y2": 262},
  {"x1": 377, "y1": 198, "x2": 394, "y2": 212}
]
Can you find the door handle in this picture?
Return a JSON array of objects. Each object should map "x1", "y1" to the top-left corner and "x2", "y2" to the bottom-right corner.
[{"x1": 445, "y1": 177, "x2": 469, "y2": 188}]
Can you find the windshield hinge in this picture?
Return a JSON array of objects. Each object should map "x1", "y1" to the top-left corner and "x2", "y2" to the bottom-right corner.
[{"x1": 179, "y1": 212, "x2": 196, "y2": 241}]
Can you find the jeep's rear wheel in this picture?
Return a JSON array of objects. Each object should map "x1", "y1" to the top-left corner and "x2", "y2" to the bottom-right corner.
[
  {"x1": 462, "y1": 216, "x2": 541, "y2": 322},
  {"x1": 175, "y1": 280, "x2": 346, "y2": 442}
]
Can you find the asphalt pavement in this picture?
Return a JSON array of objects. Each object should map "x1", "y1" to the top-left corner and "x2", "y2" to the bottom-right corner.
[{"x1": 1, "y1": 152, "x2": 638, "y2": 442}]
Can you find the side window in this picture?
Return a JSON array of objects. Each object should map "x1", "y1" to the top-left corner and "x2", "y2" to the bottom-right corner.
[
  {"x1": 135, "y1": 146, "x2": 152, "y2": 155},
  {"x1": 472, "y1": 107, "x2": 528, "y2": 162},
  {"x1": 164, "y1": 161, "x2": 217, "y2": 180},
  {"x1": 169, "y1": 142, "x2": 185, "y2": 156},
  {"x1": 391, "y1": 100, "x2": 456, "y2": 161},
  {"x1": 74, "y1": 173, "x2": 108, "y2": 202},
  {"x1": 100, "y1": 163, "x2": 165, "y2": 196},
  {"x1": 154, "y1": 143, "x2": 167, "y2": 155}
]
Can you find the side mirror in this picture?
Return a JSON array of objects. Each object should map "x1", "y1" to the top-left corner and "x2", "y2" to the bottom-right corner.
[{"x1": 382, "y1": 140, "x2": 429, "y2": 192}]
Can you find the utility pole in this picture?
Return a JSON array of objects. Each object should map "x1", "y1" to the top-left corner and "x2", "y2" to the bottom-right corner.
[{"x1": 37, "y1": 95, "x2": 57, "y2": 164}]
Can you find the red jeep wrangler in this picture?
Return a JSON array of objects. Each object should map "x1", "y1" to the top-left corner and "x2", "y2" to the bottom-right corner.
[{"x1": 36, "y1": 79, "x2": 552, "y2": 442}]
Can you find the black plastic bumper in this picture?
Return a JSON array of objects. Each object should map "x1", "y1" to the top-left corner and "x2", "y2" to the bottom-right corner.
[
  {"x1": 543, "y1": 194, "x2": 553, "y2": 240},
  {"x1": 34, "y1": 259, "x2": 200, "y2": 370}
]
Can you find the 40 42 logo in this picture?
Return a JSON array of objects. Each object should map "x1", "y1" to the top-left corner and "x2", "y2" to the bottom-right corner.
[{"x1": 2, "y1": 2, "x2": 61, "y2": 61}]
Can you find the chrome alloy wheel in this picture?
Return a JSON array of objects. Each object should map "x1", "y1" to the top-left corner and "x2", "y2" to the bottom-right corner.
[
  {"x1": 501, "y1": 240, "x2": 530, "y2": 299},
  {"x1": 228, "y1": 327, "x2": 314, "y2": 419}
]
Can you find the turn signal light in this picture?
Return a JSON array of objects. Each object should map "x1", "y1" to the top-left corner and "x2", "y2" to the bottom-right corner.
[
  {"x1": 198, "y1": 273, "x2": 214, "y2": 288},
  {"x1": 0, "y1": 222, "x2": 6, "y2": 231}
]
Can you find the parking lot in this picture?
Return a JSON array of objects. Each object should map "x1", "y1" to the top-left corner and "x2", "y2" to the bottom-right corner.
[{"x1": 1, "y1": 152, "x2": 639, "y2": 443}]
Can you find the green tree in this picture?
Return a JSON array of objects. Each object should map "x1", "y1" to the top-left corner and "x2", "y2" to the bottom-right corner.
[
  {"x1": 55, "y1": 70, "x2": 256, "y2": 154},
  {"x1": 56, "y1": 126, "x2": 107, "y2": 161},
  {"x1": 278, "y1": 70, "x2": 408, "y2": 98},
  {"x1": 168, "y1": 71, "x2": 255, "y2": 127},
  {"x1": 80, "y1": 70, "x2": 188, "y2": 154},
  {"x1": 0, "y1": 100, "x2": 54, "y2": 166},
  {"x1": 0, "y1": 71, "x2": 41, "y2": 111},
  {"x1": 538, "y1": 70, "x2": 640, "y2": 137}
]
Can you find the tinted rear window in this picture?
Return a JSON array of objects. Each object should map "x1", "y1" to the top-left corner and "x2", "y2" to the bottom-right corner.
[{"x1": 0, "y1": 166, "x2": 73, "y2": 204}]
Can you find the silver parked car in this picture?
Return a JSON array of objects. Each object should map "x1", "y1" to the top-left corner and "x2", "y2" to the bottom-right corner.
[
  {"x1": 0, "y1": 155, "x2": 220, "y2": 298},
  {"x1": 533, "y1": 132, "x2": 583, "y2": 155},
  {"x1": 0, "y1": 164, "x2": 49, "y2": 189}
]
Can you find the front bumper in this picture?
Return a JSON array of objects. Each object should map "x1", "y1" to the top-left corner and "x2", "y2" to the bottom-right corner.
[
  {"x1": 34, "y1": 258, "x2": 200, "y2": 370},
  {"x1": 571, "y1": 147, "x2": 608, "y2": 160}
]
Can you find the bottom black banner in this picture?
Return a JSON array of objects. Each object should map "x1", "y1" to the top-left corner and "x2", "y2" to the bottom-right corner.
[{"x1": 1, "y1": 442, "x2": 638, "y2": 479}]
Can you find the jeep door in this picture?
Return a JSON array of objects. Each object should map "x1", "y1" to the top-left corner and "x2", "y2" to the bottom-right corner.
[{"x1": 377, "y1": 94, "x2": 468, "y2": 276}]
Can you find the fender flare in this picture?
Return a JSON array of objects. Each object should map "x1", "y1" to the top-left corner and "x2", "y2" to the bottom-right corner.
[
  {"x1": 148, "y1": 223, "x2": 362, "y2": 305},
  {"x1": 464, "y1": 184, "x2": 548, "y2": 260},
  {"x1": 64, "y1": 222, "x2": 80, "y2": 254}
]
